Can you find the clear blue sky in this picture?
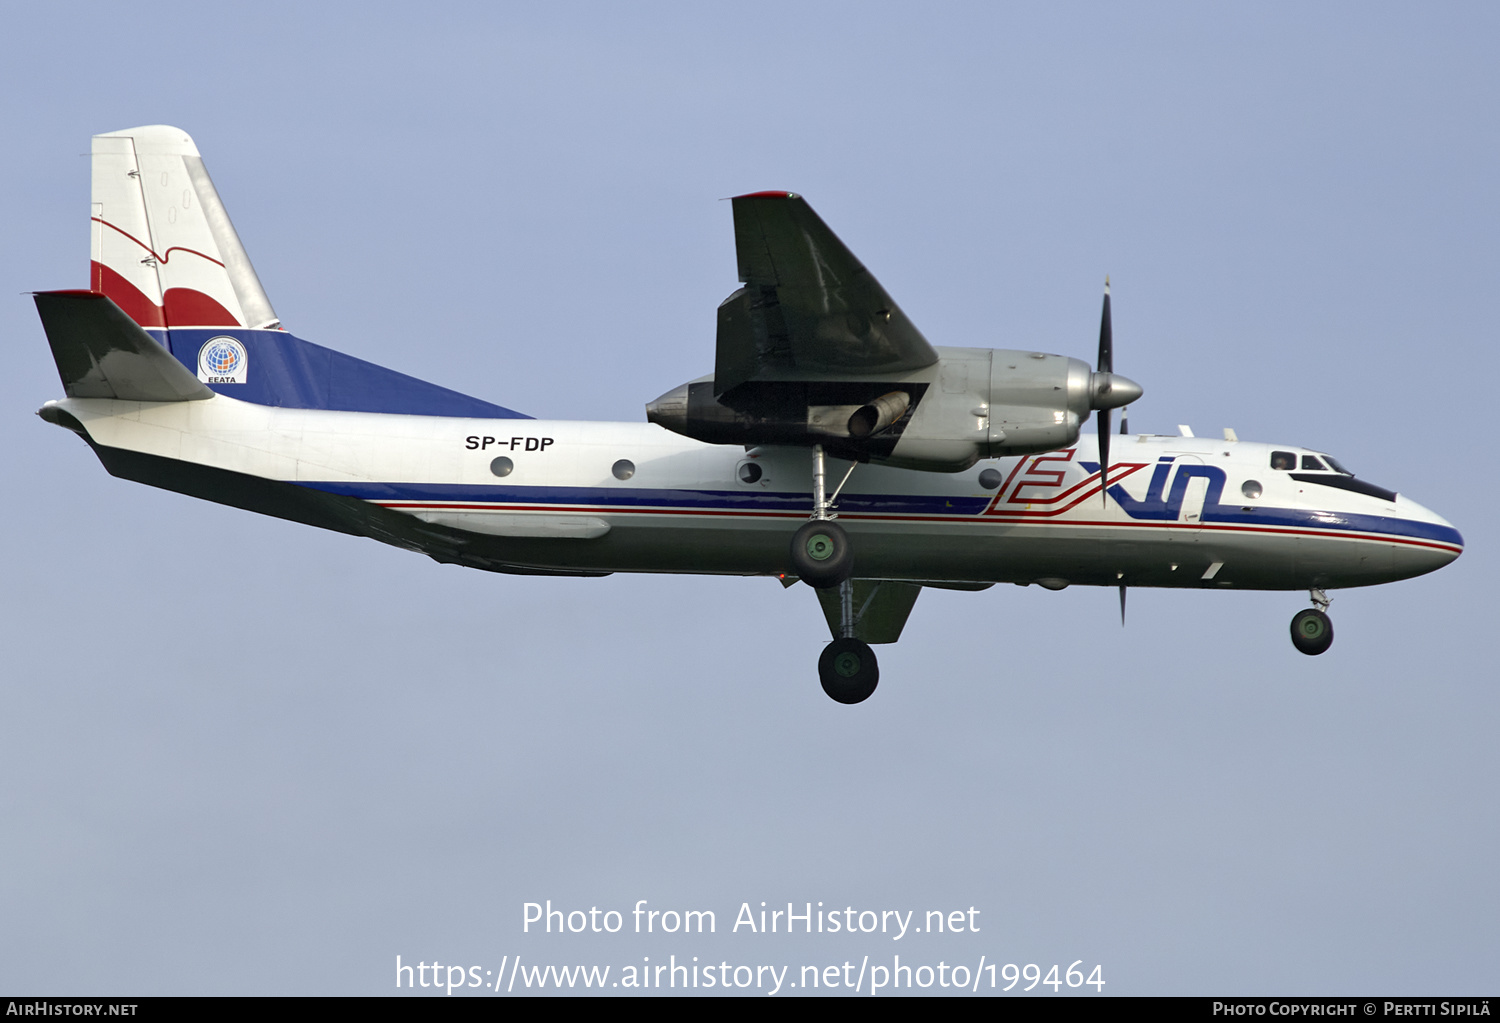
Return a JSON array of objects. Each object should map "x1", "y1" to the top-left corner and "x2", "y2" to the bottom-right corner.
[{"x1": 2, "y1": 1, "x2": 1495, "y2": 995}]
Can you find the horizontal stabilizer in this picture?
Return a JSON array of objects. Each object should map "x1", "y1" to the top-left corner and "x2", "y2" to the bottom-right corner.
[
  {"x1": 816, "y1": 580, "x2": 923, "y2": 644},
  {"x1": 35, "y1": 291, "x2": 213, "y2": 401}
]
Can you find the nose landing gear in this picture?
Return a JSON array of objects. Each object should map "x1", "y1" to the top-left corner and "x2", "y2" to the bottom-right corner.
[{"x1": 1290, "y1": 589, "x2": 1334, "y2": 655}]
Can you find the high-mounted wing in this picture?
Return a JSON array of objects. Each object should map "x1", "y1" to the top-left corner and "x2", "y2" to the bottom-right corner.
[{"x1": 714, "y1": 192, "x2": 939, "y2": 396}]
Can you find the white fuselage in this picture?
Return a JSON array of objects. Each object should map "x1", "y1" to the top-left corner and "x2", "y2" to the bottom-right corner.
[{"x1": 51, "y1": 393, "x2": 1462, "y2": 590}]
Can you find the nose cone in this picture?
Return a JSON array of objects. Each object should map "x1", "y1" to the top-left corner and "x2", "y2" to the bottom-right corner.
[
  {"x1": 1091, "y1": 372, "x2": 1143, "y2": 411},
  {"x1": 1389, "y1": 493, "x2": 1464, "y2": 578}
]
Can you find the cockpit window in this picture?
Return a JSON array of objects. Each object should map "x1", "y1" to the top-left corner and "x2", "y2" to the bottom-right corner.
[
  {"x1": 1301, "y1": 455, "x2": 1328, "y2": 471},
  {"x1": 1271, "y1": 451, "x2": 1296, "y2": 470},
  {"x1": 1323, "y1": 456, "x2": 1353, "y2": 476}
]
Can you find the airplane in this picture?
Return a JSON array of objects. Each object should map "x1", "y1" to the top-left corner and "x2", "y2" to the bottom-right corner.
[{"x1": 33, "y1": 125, "x2": 1464, "y2": 704}]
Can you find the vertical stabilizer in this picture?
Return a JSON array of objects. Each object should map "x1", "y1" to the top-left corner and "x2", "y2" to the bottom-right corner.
[
  {"x1": 72, "y1": 126, "x2": 527, "y2": 419},
  {"x1": 91, "y1": 125, "x2": 280, "y2": 330}
]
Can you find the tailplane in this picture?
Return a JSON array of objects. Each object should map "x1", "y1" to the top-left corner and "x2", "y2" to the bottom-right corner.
[{"x1": 36, "y1": 290, "x2": 213, "y2": 402}]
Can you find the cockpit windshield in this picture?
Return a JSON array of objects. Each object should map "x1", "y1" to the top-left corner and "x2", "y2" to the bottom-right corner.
[{"x1": 1273, "y1": 451, "x2": 1356, "y2": 476}]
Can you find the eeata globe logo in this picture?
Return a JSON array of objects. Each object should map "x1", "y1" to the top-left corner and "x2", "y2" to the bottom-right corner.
[{"x1": 197, "y1": 336, "x2": 248, "y2": 384}]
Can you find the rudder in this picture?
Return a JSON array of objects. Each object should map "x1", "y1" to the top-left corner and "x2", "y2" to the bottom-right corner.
[{"x1": 92, "y1": 125, "x2": 278, "y2": 330}]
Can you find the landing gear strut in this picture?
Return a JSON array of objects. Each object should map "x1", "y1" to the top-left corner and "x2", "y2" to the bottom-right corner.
[
  {"x1": 1290, "y1": 588, "x2": 1334, "y2": 655},
  {"x1": 790, "y1": 444, "x2": 855, "y2": 588},
  {"x1": 818, "y1": 577, "x2": 879, "y2": 704},
  {"x1": 793, "y1": 446, "x2": 876, "y2": 703}
]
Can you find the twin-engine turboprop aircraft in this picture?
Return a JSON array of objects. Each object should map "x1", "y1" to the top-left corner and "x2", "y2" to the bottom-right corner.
[{"x1": 34, "y1": 126, "x2": 1463, "y2": 703}]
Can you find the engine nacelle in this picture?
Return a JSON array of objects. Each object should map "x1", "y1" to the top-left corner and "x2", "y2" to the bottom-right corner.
[{"x1": 645, "y1": 345, "x2": 1139, "y2": 472}]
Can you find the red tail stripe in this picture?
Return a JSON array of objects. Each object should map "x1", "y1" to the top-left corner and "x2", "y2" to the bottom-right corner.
[{"x1": 92, "y1": 216, "x2": 225, "y2": 268}]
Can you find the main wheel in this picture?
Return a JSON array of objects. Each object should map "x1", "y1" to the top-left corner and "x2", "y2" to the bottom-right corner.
[
  {"x1": 1290, "y1": 608, "x2": 1334, "y2": 655},
  {"x1": 790, "y1": 520, "x2": 853, "y2": 588},
  {"x1": 818, "y1": 637, "x2": 879, "y2": 704}
]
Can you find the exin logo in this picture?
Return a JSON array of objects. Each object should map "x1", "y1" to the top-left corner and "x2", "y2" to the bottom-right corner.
[{"x1": 197, "y1": 336, "x2": 248, "y2": 384}]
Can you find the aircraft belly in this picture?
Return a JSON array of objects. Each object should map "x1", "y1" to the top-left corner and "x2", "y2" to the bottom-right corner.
[{"x1": 544, "y1": 514, "x2": 1321, "y2": 587}]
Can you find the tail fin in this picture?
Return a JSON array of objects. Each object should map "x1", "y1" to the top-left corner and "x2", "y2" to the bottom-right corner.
[
  {"x1": 78, "y1": 126, "x2": 526, "y2": 419},
  {"x1": 92, "y1": 125, "x2": 278, "y2": 330}
]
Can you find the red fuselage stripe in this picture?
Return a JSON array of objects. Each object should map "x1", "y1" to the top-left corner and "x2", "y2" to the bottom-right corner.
[{"x1": 372, "y1": 501, "x2": 1462, "y2": 554}]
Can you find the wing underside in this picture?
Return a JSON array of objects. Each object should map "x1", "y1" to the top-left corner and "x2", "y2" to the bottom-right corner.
[{"x1": 714, "y1": 193, "x2": 938, "y2": 397}]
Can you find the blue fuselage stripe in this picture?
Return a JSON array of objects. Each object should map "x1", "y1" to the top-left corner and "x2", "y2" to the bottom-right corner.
[{"x1": 294, "y1": 480, "x2": 1463, "y2": 547}]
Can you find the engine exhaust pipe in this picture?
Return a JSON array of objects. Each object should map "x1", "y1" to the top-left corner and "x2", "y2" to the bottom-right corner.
[{"x1": 847, "y1": 391, "x2": 911, "y2": 439}]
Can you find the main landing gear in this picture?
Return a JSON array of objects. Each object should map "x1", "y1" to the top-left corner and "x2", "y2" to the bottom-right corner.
[
  {"x1": 793, "y1": 446, "x2": 876, "y2": 703},
  {"x1": 820, "y1": 635, "x2": 879, "y2": 704},
  {"x1": 790, "y1": 520, "x2": 851, "y2": 587},
  {"x1": 789, "y1": 444, "x2": 856, "y2": 588},
  {"x1": 817, "y1": 579, "x2": 879, "y2": 704},
  {"x1": 1290, "y1": 588, "x2": 1334, "y2": 656}
]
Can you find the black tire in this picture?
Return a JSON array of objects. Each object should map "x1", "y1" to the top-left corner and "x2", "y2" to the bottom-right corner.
[
  {"x1": 790, "y1": 520, "x2": 853, "y2": 588},
  {"x1": 818, "y1": 637, "x2": 879, "y2": 704},
  {"x1": 1290, "y1": 608, "x2": 1334, "y2": 655}
]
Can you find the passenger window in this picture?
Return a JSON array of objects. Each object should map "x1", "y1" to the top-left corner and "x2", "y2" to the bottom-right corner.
[
  {"x1": 1302, "y1": 455, "x2": 1327, "y2": 471},
  {"x1": 1270, "y1": 451, "x2": 1296, "y2": 470}
]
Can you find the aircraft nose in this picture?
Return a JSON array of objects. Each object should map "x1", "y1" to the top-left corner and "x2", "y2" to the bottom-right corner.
[{"x1": 1389, "y1": 495, "x2": 1463, "y2": 577}]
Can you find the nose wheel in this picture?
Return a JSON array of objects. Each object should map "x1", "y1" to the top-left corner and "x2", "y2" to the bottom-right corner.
[
  {"x1": 819, "y1": 637, "x2": 879, "y2": 704},
  {"x1": 1290, "y1": 589, "x2": 1334, "y2": 655}
]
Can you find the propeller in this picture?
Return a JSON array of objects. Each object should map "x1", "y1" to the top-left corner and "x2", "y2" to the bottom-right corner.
[
  {"x1": 1118, "y1": 401, "x2": 1129, "y2": 624},
  {"x1": 1097, "y1": 279, "x2": 1113, "y2": 503},
  {"x1": 1094, "y1": 278, "x2": 1140, "y2": 627},
  {"x1": 1091, "y1": 277, "x2": 1142, "y2": 506}
]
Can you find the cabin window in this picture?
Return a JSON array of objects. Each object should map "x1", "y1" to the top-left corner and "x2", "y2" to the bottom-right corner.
[
  {"x1": 490, "y1": 456, "x2": 513, "y2": 477},
  {"x1": 1271, "y1": 451, "x2": 1296, "y2": 470},
  {"x1": 1241, "y1": 480, "x2": 1263, "y2": 499},
  {"x1": 737, "y1": 461, "x2": 763, "y2": 484},
  {"x1": 612, "y1": 459, "x2": 636, "y2": 481},
  {"x1": 978, "y1": 468, "x2": 1003, "y2": 490}
]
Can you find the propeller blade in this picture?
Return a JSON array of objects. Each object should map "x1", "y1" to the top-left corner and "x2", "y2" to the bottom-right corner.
[
  {"x1": 1098, "y1": 279, "x2": 1112, "y2": 504},
  {"x1": 1098, "y1": 277, "x2": 1113, "y2": 374},
  {"x1": 1119, "y1": 582, "x2": 1127, "y2": 625},
  {"x1": 1098, "y1": 407, "x2": 1111, "y2": 506}
]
